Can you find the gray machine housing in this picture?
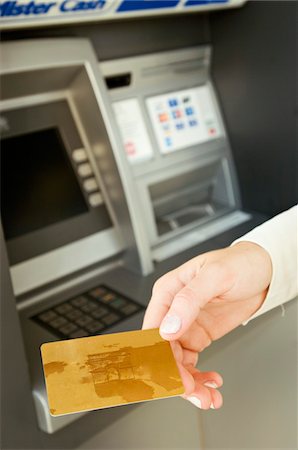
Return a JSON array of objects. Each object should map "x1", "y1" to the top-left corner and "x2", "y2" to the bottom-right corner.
[
  {"x1": 0, "y1": 39, "x2": 249, "y2": 434},
  {"x1": 0, "y1": 38, "x2": 145, "y2": 433},
  {"x1": 0, "y1": 39, "x2": 143, "y2": 297}
]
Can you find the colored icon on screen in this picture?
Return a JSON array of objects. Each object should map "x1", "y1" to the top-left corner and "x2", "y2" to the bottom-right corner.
[
  {"x1": 185, "y1": 107, "x2": 194, "y2": 116},
  {"x1": 159, "y1": 113, "x2": 169, "y2": 122},
  {"x1": 168, "y1": 99, "x2": 178, "y2": 107},
  {"x1": 172, "y1": 110, "x2": 182, "y2": 119},
  {"x1": 165, "y1": 137, "x2": 172, "y2": 147}
]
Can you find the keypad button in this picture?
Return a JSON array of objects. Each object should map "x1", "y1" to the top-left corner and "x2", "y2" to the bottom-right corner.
[
  {"x1": 85, "y1": 321, "x2": 105, "y2": 333},
  {"x1": 89, "y1": 287, "x2": 107, "y2": 299},
  {"x1": 59, "y1": 323, "x2": 78, "y2": 336},
  {"x1": 121, "y1": 304, "x2": 139, "y2": 316},
  {"x1": 38, "y1": 311, "x2": 58, "y2": 322},
  {"x1": 55, "y1": 303, "x2": 74, "y2": 314},
  {"x1": 66, "y1": 309, "x2": 83, "y2": 321},
  {"x1": 49, "y1": 317, "x2": 69, "y2": 328},
  {"x1": 111, "y1": 298, "x2": 127, "y2": 309},
  {"x1": 91, "y1": 306, "x2": 108, "y2": 319},
  {"x1": 70, "y1": 329, "x2": 89, "y2": 338},
  {"x1": 75, "y1": 315, "x2": 93, "y2": 327},
  {"x1": 80, "y1": 302, "x2": 97, "y2": 313},
  {"x1": 101, "y1": 313, "x2": 120, "y2": 326},
  {"x1": 78, "y1": 163, "x2": 92, "y2": 177},
  {"x1": 71, "y1": 296, "x2": 88, "y2": 307},
  {"x1": 83, "y1": 177, "x2": 98, "y2": 193},
  {"x1": 89, "y1": 192, "x2": 103, "y2": 207},
  {"x1": 72, "y1": 148, "x2": 87, "y2": 163},
  {"x1": 101, "y1": 293, "x2": 116, "y2": 303}
]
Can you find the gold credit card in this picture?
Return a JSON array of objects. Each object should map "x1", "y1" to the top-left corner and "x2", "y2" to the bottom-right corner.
[{"x1": 41, "y1": 328, "x2": 184, "y2": 416}]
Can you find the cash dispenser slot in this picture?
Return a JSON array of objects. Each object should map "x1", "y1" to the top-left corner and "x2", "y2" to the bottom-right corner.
[{"x1": 150, "y1": 160, "x2": 228, "y2": 237}]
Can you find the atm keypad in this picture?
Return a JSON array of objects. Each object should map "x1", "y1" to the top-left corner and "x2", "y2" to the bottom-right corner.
[{"x1": 32, "y1": 285, "x2": 144, "y2": 339}]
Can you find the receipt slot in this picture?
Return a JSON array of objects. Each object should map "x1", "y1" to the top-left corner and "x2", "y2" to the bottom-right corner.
[
  {"x1": 101, "y1": 47, "x2": 250, "y2": 266},
  {"x1": 0, "y1": 38, "x2": 146, "y2": 433}
]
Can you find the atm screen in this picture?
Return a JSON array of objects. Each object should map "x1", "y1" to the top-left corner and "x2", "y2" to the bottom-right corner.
[
  {"x1": 1, "y1": 128, "x2": 89, "y2": 240},
  {"x1": 146, "y1": 85, "x2": 221, "y2": 154}
]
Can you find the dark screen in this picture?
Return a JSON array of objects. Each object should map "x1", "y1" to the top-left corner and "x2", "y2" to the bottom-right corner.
[{"x1": 1, "y1": 128, "x2": 89, "y2": 240}]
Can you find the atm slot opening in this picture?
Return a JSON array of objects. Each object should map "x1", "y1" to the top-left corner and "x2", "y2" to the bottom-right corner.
[
  {"x1": 160, "y1": 203, "x2": 216, "y2": 232},
  {"x1": 149, "y1": 160, "x2": 233, "y2": 237}
]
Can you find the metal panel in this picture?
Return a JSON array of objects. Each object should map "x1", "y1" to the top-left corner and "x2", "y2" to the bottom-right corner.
[
  {"x1": 100, "y1": 46, "x2": 245, "y2": 264},
  {"x1": 0, "y1": 38, "x2": 146, "y2": 291}
]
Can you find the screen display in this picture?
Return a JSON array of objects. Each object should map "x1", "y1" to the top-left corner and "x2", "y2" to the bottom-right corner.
[
  {"x1": 1, "y1": 128, "x2": 89, "y2": 240},
  {"x1": 146, "y1": 85, "x2": 221, "y2": 154}
]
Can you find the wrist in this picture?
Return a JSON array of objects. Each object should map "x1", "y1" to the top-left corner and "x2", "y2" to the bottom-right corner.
[{"x1": 233, "y1": 240, "x2": 273, "y2": 294}]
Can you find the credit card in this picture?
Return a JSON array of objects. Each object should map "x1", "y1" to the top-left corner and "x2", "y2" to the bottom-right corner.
[{"x1": 40, "y1": 328, "x2": 184, "y2": 416}]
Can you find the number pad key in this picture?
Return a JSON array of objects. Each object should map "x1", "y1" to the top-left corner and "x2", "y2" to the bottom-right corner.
[
  {"x1": 70, "y1": 329, "x2": 89, "y2": 338},
  {"x1": 101, "y1": 293, "x2": 116, "y2": 303},
  {"x1": 80, "y1": 302, "x2": 97, "y2": 313},
  {"x1": 55, "y1": 303, "x2": 74, "y2": 314},
  {"x1": 89, "y1": 287, "x2": 107, "y2": 299},
  {"x1": 85, "y1": 321, "x2": 105, "y2": 333},
  {"x1": 49, "y1": 317, "x2": 69, "y2": 328},
  {"x1": 75, "y1": 315, "x2": 93, "y2": 327},
  {"x1": 71, "y1": 296, "x2": 88, "y2": 307},
  {"x1": 66, "y1": 309, "x2": 83, "y2": 321},
  {"x1": 111, "y1": 298, "x2": 127, "y2": 309},
  {"x1": 121, "y1": 303, "x2": 139, "y2": 316},
  {"x1": 59, "y1": 323, "x2": 78, "y2": 336},
  {"x1": 102, "y1": 313, "x2": 120, "y2": 326},
  {"x1": 91, "y1": 306, "x2": 108, "y2": 319},
  {"x1": 38, "y1": 311, "x2": 58, "y2": 323}
]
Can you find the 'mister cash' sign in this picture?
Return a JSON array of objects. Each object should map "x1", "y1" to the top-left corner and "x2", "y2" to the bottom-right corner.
[{"x1": 0, "y1": 0, "x2": 245, "y2": 29}]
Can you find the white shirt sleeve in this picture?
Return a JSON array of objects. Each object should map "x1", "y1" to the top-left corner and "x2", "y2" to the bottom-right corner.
[{"x1": 232, "y1": 205, "x2": 298, "y2": 323}]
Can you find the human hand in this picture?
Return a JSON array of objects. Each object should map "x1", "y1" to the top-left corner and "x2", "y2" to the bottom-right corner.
[{"x1": 142, "y1": 242, "x2": 272, "y2": 409}]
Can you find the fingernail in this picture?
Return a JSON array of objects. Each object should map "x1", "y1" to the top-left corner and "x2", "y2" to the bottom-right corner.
[
  {"x1": 187, "y1": 396, "x2": 202, "y2": 409},
  {"x1": 204, "y1": 381, "x2": 218, "y2": 388},
  {"x1": 210, "y1": 403, "x2": 215, "y2": 409},
  {"x1": 160, "y1": 315, "x2": 181, "y2": 334}
]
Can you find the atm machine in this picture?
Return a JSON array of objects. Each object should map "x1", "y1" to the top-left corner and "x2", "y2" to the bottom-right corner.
[{"x1": 0, "y1": 0, "x2": 272, "y2": 446}]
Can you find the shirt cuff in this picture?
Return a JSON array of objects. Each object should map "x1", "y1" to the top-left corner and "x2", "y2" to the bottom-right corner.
[{"x1": 231, "y1": 206, "x2": 298, "y2": 324}]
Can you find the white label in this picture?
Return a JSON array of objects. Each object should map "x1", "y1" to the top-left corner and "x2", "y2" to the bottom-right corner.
[
  {"x1": 113, "y1": 99, "x2": 154, "y2": 164},
  {"x1": 146, "y1": 85, "x2": 222, "y2": 155}
]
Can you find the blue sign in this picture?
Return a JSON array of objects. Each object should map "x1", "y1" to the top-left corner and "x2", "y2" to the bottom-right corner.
[
  {"x1": 0, "y1": 0, "x2": 243, "y2": 29},
  {"x1": 185, "y1": 0, "x2": 228, "y2": 6},
  {"x1": 117, "y1": 0, "x2": 179, "y2": 12}
]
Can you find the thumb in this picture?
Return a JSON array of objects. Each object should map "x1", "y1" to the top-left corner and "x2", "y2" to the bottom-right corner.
[{"x1": 159, "y1": 262, "x2": 228, "y2": 340}]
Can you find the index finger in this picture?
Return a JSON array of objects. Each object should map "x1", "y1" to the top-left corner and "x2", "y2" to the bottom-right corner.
[
  {"x1": 142, "y1": 257, "x2": 200, "y2": 329},
  {"x1": 142, "y1": 269, "x2": 184, "y2": 329}
]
